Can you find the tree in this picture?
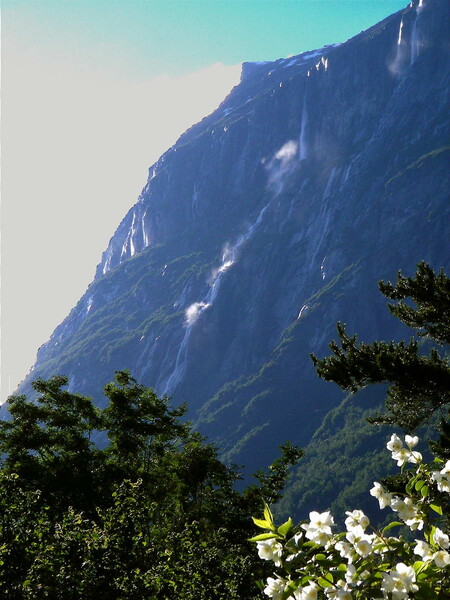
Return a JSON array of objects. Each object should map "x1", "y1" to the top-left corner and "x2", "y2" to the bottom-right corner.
[
  {"x1": 310, "y1": 261, "x2": 450, "y2": 432},
  {"x1": 0, "y1": 371, "x2": 302, "y2": 598},
  {"x1": 0, "y1": 375, "x2": 103, "y2": 514}
]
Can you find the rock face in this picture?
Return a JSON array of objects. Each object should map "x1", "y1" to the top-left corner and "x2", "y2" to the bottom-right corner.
[{"x1": 13, "y1": 0, "x2": 450, "y2": 505}]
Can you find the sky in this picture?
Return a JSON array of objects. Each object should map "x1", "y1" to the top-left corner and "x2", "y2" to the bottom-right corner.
[{"x1": 1, "y1": 0, "x2": 407, "y2": 401}]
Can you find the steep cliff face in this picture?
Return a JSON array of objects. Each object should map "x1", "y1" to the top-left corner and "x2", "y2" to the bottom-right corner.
[{"x1": 14, "y1": 0, "x2": 449, "y2": 502}]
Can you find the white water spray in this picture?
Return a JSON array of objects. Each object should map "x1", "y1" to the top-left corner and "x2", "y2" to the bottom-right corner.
[
  {"x1": 267, "y1": 140, "x2": 298, "y2": 195},
  {"x1": 161, "y1": 202, "x2": 270, "y2": 395}
]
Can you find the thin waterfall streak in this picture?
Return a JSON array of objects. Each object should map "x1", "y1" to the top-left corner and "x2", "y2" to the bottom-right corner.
[
  {"x1": 397, "y1": 18, "x2": 404, "y2": 45},
  {"x1": 411, "y1": 1, "x2": 424, "y2": 65},
  {"x1": 162, "y1": 327, "x2": 193, "y2": 395},
  {"x1": 162, "y1": 201, "x2": 271, "y2": 395},
  {"x1": 299, "y1": 93, "x2": 308, "y2": 160}
]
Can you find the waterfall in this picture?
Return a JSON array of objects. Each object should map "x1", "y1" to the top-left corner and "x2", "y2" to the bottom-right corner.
[
  {"x1": 161, "y1": 325, "x2": 194, "y2": 395},
  {"x1": 390, "y1": 16, "x2": 407, "y2": 76},
  {"x1": 141, "y1": 210, "x2": 150, "y2": 247},
  {"x1": 102, "y1": 246, "x2": 113, "y2": 275},
  {"x1": 120, "y1": 208, "x2": 138, "y2": 258},
  {"x1": 410, "y1": 0, "x2": 424, "y2": 65},
  {"x1": 298, "y1": 91, "x2": 309, "y2": 161},
  {"x1": 191, "y1": 184, "x2": 199, "y2": 217},
  {"x1": 397, "y1": 18, "x2": 405, "y2": 46},
  {"x1": 161, "y1": 202, "x2": 270, "y2": 395}
]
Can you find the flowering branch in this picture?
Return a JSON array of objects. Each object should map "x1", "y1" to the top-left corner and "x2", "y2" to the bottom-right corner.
[{"x1": 251, "y1": 434, "x2": 450, "y2": 599}]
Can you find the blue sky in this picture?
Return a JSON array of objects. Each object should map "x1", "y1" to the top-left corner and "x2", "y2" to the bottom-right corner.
[
  {"x1": 2, "y1": 0, "x2": 407, "y2": 400},
  {"x1": 5, "y1": 1, "x2": 406, "y2": 80}
]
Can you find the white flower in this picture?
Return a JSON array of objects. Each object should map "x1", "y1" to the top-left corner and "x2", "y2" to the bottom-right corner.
[
  {"x1": 293, "y1": 582, "x2": 319, "y2": 600},
  {"x1": 346, "y1": 524, "x2": 365, "y2": 542},
  {"x1": 325, "y1": 583, "x2": 353, "y2": 599},
  {"x1": 391, "y1": 447, "x2": 411, "y2": 467},
  {"x1": 264, "y1": 576, "x2": 287, "y2": 599},
  {"x1": 441, "y1": 460, "x2": 450, "y2": 475},
  {"x1": 370, "y1": 482, "x2": 392, "y2": 509},
  {"x1": 433, "y1": 527, "x2": 449, "y2": 549},
  {"x1": 310, "y1": 529, "x2": 332, "y2": 546},
  {"x1": 405, "y1": 515, "x2": 424, "y2": 531},
  {"x1": 335, "y1": 541, "x2": 354, "y2": 561},
  {"x1": 381, "y1": 563, "x2": 418, "y2": 599},
  {"x1": 432, "y1": 471, "x2": 450, "y2": 493},
  {"x1": 344, "y1": 564, "x2": 356, "y2": 585},
  {"x1": 433, "y1": 550, "x2": 450, "y2": 568},
  {"x1": 390, "y1": 496, "x2": 423, "y2": 529},
  {"x1": 346, "y1": 526, "x2": 374, "y2": 557},
  {"x1": 307, "y1": 511, "x2": 334, "y2": 532},
  {"x1": 257, "y1": 539, "x2": 283, "y2": 566},
  {"x1": 301, "y1": 511, "x2": 334, "y2": 545},
  {"x1": 404, "y1": 435, "x2": 419, "y2": 449},
  {"x1": 387, "y1": 434, "x2": 403, "y2": 452},
  {"x1": 408, "y1": 450, "x2": 422, "y2": 464},
  {"x1": 345, "y1": 509, "x2": 369, "y2": 531},
  {"x1": 432, "y1": 460, "x2": 450, "y2": 493},
  {"x1": 293, "y1": 531, "x2": 303, "y2": 545},
  {"x1": 413, "y1": 539, "x2": 433, "y2": 561},
  {"x1": 354, "y1": 537, "x2": 374, "y2": 557}
]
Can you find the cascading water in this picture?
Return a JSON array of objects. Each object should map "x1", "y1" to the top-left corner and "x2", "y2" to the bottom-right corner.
[
  {"x1": 160, "y1": 202, "x2": 270, "y2": 395},
  {"x1": 121, "y1": 210, "x2": 137, "y2": 258},
  {"x1": 397, "y1": 17, "x2": 405, "y2": 46},
  {"x1": 298, "y1": 90, "x2": 309, "y2": 161},
  {"x1": 410, "y1": 0, "x2": 424, "y2": 65},
  {"x1": 390, "y1": 15, "x2": 407, "y2": 76},
  {"x1": 141, "y1": 210, "x2": 150, "y2": 247}
]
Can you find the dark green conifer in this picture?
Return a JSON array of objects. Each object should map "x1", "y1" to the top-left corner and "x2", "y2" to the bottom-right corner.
[{"x1": 311, "y1": 262, "x2": 450, "y2": 432}]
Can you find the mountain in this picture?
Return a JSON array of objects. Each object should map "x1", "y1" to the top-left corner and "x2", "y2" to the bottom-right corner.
[{"x1": 11, "y1": 0, "x2": 450, "y2": 516}]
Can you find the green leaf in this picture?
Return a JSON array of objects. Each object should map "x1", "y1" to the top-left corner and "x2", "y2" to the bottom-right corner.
[
  {"x1": 252, "y1": 517, "x2": 271, "y2": 530},
  {"x1": 415, "y1": 479, "x2": 425, "y2": 491},
  {"x1": 373, "y1": 571, "x2": 384, "y2": 579},
  {"x1": 281, "y1": 580, "x2": 299, "y2": 600},
  {"x1": 315, "y1": 553, "x2": 327, "y2": 561},
  {"x1": 248, "y1": 533, "x2": 280, "y2": 542},
  {"x1": 406, "y1": 475, "x2": 418, "y2": 495},
  {"x1": 277, "y1": 517, "x2": 293, "y2": 537},
  {"x1": 382, "y1": 521, "x2": 404, "y2": 533},
  {"x1": 318, "y1": 575, "x2": 333, "y2": 588},
  {"x1": 413, "y1": 561, "x2": 425, "y2": 574},
  {"x1": 263, "y1": 502, "x2": 275, "y2": 527},
  {"x1": 425, "y1": 525, "x2": 436, "y2": 544},
  {"x1": 430, "y1": 503, "x2": 443, "y2": 515},
  {"x1": 420, "y1": 484, "x2": 429, "y2": 498}
]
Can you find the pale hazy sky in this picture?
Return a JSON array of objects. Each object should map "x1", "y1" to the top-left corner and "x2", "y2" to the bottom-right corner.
[{"x1": 1, "y1": 0, "x2": 406, "y2": 401}]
